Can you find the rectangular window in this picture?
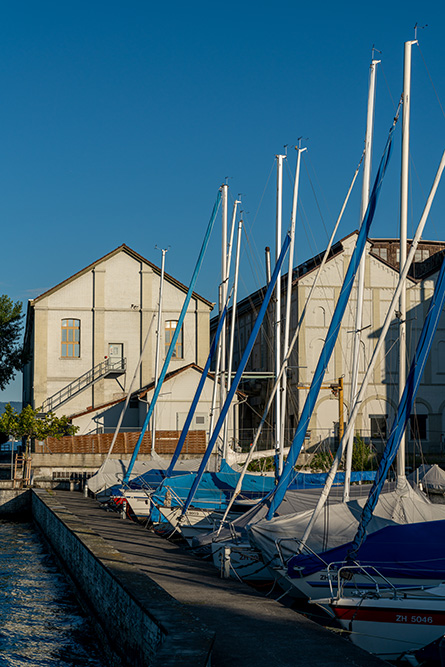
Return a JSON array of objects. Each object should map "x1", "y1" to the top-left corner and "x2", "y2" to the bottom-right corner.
[
  {"x1": 61, "y1": 319, "x2": 80, "y2": 358},
  {"x1": 410, "y1": 414, "x2": 427, "y2": 440},
  {"x1": 165, "y1": 320, "x2": 183, "y2": 359},
  {"x1": 370, "y1": 415, "x2": 387, "y2": 442}
]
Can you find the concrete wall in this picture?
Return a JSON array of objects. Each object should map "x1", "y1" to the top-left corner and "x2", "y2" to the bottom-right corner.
[
  {"x1": 0, "y1": 489, "x2": 31, "y2": 517},
  {"x1": 31, "y1": 490, "x2": 213, "y2": 667}
]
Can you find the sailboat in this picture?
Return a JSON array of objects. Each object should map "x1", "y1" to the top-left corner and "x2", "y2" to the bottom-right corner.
[
  {"x1": 249, "y1": 147, "x2": 445, "y2": 600},
  {"x1": 207, "y1": 81, "x2": 400, "y2": 581},
  {"x1": 311, "y1": 564, "x2": 445, "y2": 661},
  {"x1": 244, "y1": 37, "x2": 445, "y2": 595},
  {"x1": 119, "y1": 219, "x2": 291, "y2": 536}
]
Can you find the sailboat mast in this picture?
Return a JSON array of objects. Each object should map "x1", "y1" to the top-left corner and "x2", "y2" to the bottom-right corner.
[
  {"x1": 398, "y1": 39, "x2": 417, "y2": 480},
  {"x1": 223, "y1": 216, "x2": 243, "y2": 459},
  {"x1": 275, "y1": 155, "x2": 285, "y2": 470},
  {"x1": 343, "y1": 58, "x2": 379, "y2": 500},
  {"x1": 151, "y1": 247, "x2": 168, "y2": 453},
  {"x1": 280, "y1": 144, "x2": 306, "y2": 475},
  {"x1": 222, "y1": 198, "x2": 240, "y2": 459},
  {"x1": 220, "y1": 184, "x2": 229, "y2": 461}
]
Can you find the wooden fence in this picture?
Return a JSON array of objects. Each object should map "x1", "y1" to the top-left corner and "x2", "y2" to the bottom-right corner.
[{"x1": 35, "y1": 430, "x2": 207, "y2": 455}]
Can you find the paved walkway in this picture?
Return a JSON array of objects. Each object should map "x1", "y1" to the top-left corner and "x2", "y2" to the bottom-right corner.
[{"x1": 53, "y1": 490, "x2": 386, "y2": 666}]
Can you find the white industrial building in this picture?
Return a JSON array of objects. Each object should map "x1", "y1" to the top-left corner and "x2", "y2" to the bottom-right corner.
[
  {"x1": 213, "y1": 234, "x2": 445, "y2": 457},
  {"x1": 22, "y1": 245, "x2": 238, "y2": 450}
]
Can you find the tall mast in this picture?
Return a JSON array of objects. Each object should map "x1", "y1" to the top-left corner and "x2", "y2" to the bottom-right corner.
[
  {"x1": 222, "y1": 198, "x2": 241, "y2": 460},
  {"x1": 219, "y1": 184, "x2": 228, "y2": 461},
  {"x1": 343, "y1": 58, "x2": 379, "y2": 500},
  {"x1": 398, "y1": 39, "x2": 417, "y2": 481},
  {"x1": 275, "y1": 155, "x2": 285, "y2": 471},
  {"x1": 223, "y1": 216, "x2": 243, "y2": 459},
  {"x1": 280, "y1": 144, "x2": 306, "y2": 475},
  {"x1": 151, "y1": 246, "x2": 168, "y2": 453}
]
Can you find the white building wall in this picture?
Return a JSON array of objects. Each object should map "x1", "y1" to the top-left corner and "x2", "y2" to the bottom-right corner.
[
  {"x1": 72, "y1": 368, "x2": 238, "y2": 447},
  {"x1": 295, "y1": 237, "x2": 445, "y2": 454},
  {"x1": 25, "y1": 248, "x2": 212, "y2": 427}
]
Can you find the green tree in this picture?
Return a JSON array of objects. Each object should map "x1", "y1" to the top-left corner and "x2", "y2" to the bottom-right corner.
[
  {"x1": 351, "y1": 434, "x2": 376, "y2": 471},
  {"x1": 0, "y1": 295, "x2": 27, "y2": 390},
  {"x1": 0, "y1": 402, "x2": 21, "y2": 442},
  {"x1": 18, "y1": 405, "x2": 78, "y2": 457},
  {"x1": 0, "y1": 403, "x2": 79, "y2": 458}
]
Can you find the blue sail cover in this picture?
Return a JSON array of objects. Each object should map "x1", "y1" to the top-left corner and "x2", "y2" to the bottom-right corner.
[
  {"x1": 287, "y1": 519, "x2": 445, "y2": 581},
  {"x1": 290, "y1": 470, "x2": 376, "y2": 487},
  {"x1": 266, "y1": 124, "x2": 395, "y2": 520},
  {"x1": 123, "y1": 190, "x2": 222, "y2": 484},
  {"x1": 154, "y1": 465, "x2": 274, "y2": 506},
  {"x1": 348, "y1": 252, "x2": 445, "y2": 560},
  {"x1": 148, "y1": 464, "x2": 376, "y2": 522}
]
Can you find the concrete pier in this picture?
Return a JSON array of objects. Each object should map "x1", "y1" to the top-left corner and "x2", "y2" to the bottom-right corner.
[
  {"x1": 31, "y1": 489, "x2": 386, "y2": 666},
  {"x1": 31, "y1": 489, "x2": 213, "y2": 667}
]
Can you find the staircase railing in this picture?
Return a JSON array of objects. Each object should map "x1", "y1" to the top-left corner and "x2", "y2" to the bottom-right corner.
[{"x1": 41, "y1": 357, "x2": 126, "y2": 413}]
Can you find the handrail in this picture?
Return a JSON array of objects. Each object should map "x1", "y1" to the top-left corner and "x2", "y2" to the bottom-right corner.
[
  {"x1": 41, "y1": 357, "x2": 126, "y2": 412},
  {"x1": 327, "y1": 563, "x2": 398, "y2": 600}
]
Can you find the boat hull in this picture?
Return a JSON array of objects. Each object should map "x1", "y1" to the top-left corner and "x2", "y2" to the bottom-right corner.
[
  {"x1": 315, "y1": 594, "x2": 445, "y2": 660},
  {"x1": 211, "y1": 541, "x2": 273, "y2": 581}
]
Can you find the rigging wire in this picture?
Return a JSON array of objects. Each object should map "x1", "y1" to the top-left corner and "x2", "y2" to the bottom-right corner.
[{"x1": 417, "y1": 43, "x2": 445, "y2": 121}]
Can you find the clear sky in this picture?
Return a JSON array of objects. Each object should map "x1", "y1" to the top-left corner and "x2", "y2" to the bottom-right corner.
[{"x1": 2, "y1": 1, "x2": 445, "y2": 402}]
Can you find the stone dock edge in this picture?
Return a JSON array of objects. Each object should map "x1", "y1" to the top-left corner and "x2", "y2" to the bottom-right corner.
[{"x1": 29, "y1": 489, "x2": 214, "y2": 667}]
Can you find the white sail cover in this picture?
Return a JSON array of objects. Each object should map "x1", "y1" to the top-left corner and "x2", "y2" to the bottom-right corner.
[
  {"x1": 247, "y1": 479, "x2": 445, "y2": 564},
  {"x1": 408, "y1": 464, "x2": 445, "y2": 492},
  {"x1": 87, "y1": 452, "x2": 204, "y2": 495},
  {"x1": 192, "y1": 482, "x2": 383, "y2": 550}
]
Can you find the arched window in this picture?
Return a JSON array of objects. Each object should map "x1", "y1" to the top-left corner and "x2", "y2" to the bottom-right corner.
[
  {"x1": 165, "y1": 320, "x2": 183, "y2": 359},
  {"x1": 61, "y1": 319, "x2": 80, "y2": 358}
]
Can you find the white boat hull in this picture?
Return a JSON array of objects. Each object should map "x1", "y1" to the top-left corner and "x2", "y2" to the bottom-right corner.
[
  {"x1": 211, "y1": 541, "x2": 272, "y2": 581},
  {"x1": 315, "y1": 590, "x2": 445, "y2": 660},
  {"x1": 123, "y1": 490, "x2": 152, "y2": 519},
  {"x1": 272, "y1": 565, "x2": 445, "y2": 600}
]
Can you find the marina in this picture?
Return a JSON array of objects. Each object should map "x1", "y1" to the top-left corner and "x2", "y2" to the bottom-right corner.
[
  {"x1": 1, "y1": 17, "x2": 445, "y2": 667},
  {"x1": 1, "y1": 487, "x2": 386, "y2": 666}
]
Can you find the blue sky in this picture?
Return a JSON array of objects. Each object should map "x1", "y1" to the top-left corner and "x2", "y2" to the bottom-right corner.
[{"x1": 2, "y1": 1, "x2": 445, "y2": 401}]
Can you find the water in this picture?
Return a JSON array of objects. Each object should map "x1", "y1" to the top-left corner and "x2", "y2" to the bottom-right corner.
[{"x1": 0, "y1": 521, "x2": 107, "y2": 667}]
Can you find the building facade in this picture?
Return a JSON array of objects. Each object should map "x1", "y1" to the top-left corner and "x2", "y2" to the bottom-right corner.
[
  {"x1": 23, "y1": 245, "x2": 214, "y2": 435},
  {"x1": 212, "y1": 235, "x2": 445, "y2": 458}
]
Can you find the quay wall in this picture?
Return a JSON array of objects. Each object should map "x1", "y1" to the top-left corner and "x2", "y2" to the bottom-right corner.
[
  {"x1": 31, "y1": 489, "x2": 214, "y2": 667},
  {"x1": 0, "y1": 489, "x2": 31, "y2": 517}
]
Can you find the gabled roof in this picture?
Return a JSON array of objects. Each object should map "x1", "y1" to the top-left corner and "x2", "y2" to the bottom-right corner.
[
  {"x1": 69, "y1": 363, "x2": 244, "y2": 419},
  {"x1": 211, "y1": 232, "x2": 445, "y2": 327},
  {"x1": 28, "y1": 244, "x2": 213, "y2": 308}
]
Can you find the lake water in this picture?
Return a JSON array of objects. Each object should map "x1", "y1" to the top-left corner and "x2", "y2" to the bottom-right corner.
[{"x1": 0, "y1": 521, "x2": 107, "y2": 667}]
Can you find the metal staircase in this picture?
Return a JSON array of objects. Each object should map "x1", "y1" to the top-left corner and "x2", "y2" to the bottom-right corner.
[{"x1": 41, "y1": 357, "x2": 127, "y2": 413}]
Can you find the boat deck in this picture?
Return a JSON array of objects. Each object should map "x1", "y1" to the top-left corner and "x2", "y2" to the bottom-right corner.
[{"x1": 52, "y1": 490, "x2": 386, "y2": 666}]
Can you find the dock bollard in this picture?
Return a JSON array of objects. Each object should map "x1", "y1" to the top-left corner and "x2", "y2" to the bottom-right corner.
[
  {"x1": 222, "y1": 546, "x2": 231, "y2": 578},
  {"x1": 121, "y1": 500, "x2": 127, "y2": 519}
]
